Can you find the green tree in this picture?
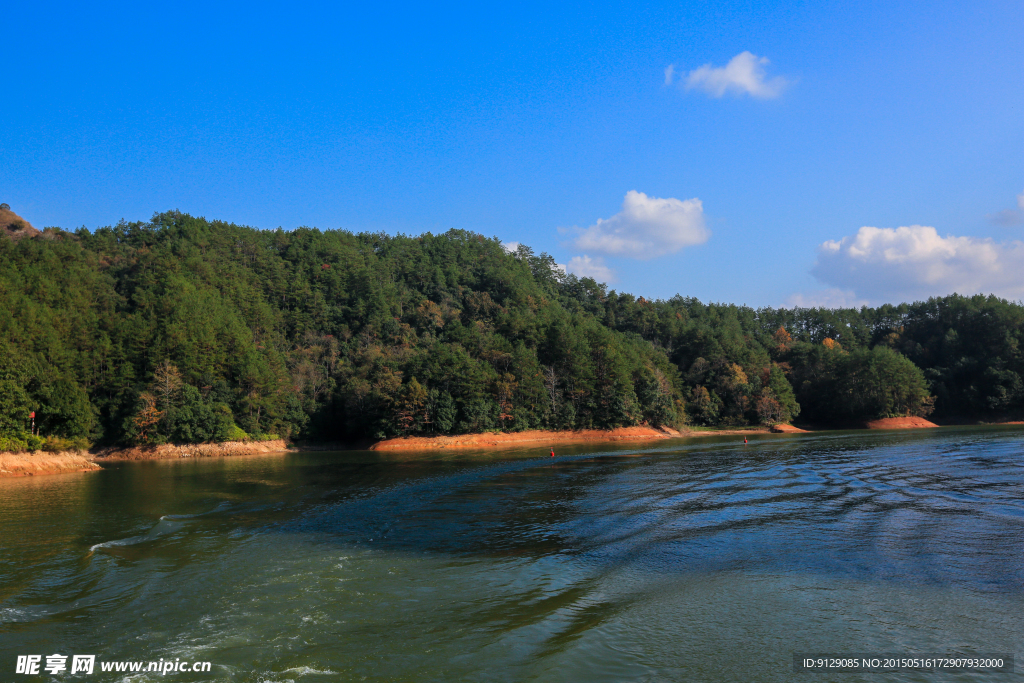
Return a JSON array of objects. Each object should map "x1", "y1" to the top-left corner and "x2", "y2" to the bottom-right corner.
[
  {"x1": 688, "y1": 386, "x2": 722, "y2": 426},
  {"x1": 37, "y1": 378, "x2": 98, "y2": 439},
  {"x1": 429, "y1": 390, "x2": 457, "y2": 433},
  {"x1": 168, "y1": 385, "x2": 233, "y2": 443},
  {"x1": 0, "y1": 379, "x2": 31, "y2": 436},
  {"x1": 396, "y1": 377, "x2": 428, "y2": 433},
  {"x1": 766, "y1": 364, "x2": 799, "y2": 423},
  {"x1": 837, "y1": 346, "x2": 934, "y2": 419}
]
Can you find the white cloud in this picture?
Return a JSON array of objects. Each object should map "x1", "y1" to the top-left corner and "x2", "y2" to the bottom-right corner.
[
  {"x1": 570, "y1": 190, "x2": 709, "y2": 259},
  {"x1": 785, "y1": 288, "x2": 869, "y2": 309},
  {"x1": 501, "y1": 241, "x2": 520, "y2": 253},
  {"x1": 683, "y1": 51, "x2": 789, "y2": 99},
  {"x1": 986, "y1": 189, "x2": 1024, "y2": 226},
  {"x1": 811, "y1": 225, "x2": 1024, "y2": 303},
  {"x1": 664, "y1": 64, "x2": 676, "y2": 86},
  {"x1": 566, "y1": 255, "x2": 615, "y2": 282}
]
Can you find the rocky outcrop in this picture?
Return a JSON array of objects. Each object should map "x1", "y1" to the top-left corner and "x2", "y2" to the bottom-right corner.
[
  {"x1": 0, "y1": 451, "x2": 101, "y2": 478},
  {"x1": 0, "y1": 204, "x2": 41, "y2": 240}
]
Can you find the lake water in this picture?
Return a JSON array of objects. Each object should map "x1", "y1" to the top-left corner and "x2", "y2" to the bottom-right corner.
[{"x1": 2, "y1": 427, "x2": 1023, "y2": 681}]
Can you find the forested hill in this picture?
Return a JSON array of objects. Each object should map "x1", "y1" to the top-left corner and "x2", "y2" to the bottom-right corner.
[{"x1": 1, "y1": 210, "x2": 1022, "y2": 450}]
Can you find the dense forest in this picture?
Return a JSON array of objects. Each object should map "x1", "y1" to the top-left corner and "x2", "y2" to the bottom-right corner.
[{"x1": 1, "y1": 210, "x2": 1022, "y2": 451}]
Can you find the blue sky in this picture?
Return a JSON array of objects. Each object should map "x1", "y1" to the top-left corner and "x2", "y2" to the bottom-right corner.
[{"x1": 2, "y1": 0, "x2": 1022, "y2": 307}]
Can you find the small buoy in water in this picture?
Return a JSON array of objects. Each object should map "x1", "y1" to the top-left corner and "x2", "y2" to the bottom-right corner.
[
  {"x1": 744, "y1": 438, "x2": 748, "y2": 444},
  {"x1": 550, "y1": 449, "x2": 555, "y2": 457}
]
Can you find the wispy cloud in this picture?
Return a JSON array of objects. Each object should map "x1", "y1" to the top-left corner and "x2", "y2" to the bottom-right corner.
[
  {"x1": 569, "y1": 190, "x2": 709, "y2": 259},
  {"x1": 810, "y1": 225, "x2": 1024, "y2": 303},
  {"x1": 681, "y1": 51, "x2": 789, "y2": 99},
  {"x1": 664, "y1": 64, "x2": 676, "y2": 86},
  {"x1": 566, "y1": 255, "x2": 615, "y2": 282},
  {"x1": 785, "y1": 288, "x2": 869, "y2": 309},
  {"x1": 986, "y1": 189, "x2": 1024, "y2": 226}
]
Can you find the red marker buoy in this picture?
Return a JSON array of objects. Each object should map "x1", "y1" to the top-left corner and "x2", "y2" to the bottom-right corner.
[
  {"x1": 744, "y1": 438, "x2": 748, "y2": 444},
  {"x1": 550, "y1": 449, "x2": 555, "y2": 457}
]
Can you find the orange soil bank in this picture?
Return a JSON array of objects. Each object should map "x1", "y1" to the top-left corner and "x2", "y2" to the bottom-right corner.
[
  {"x1": 370, "y1": 426, "x2": 682, "y2": 451},
  {"x1": 94, "y1": 439, "x2": 290, "y2": 461},
  {"x1": 862, "y1": 416, "x2": 939, "y2": 429},
  {"x1": 771, "y1": 424, "x2": 809, "y2": 433},
  {"x1": 0, "y1": 451, "x2": 101, "y2": 478}
]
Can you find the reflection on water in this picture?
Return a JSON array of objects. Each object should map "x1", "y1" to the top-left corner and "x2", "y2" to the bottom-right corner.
[{"x1": 1, "y1": 427, "x2": 1022, "y2": 681}]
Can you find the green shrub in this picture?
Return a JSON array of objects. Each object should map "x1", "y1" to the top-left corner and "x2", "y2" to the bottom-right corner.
[
  {"x1": 39, "y1": 436, "x2": 90, "y2": 452},
  {"x1": 0, "y1": 435, "x2": 28, "y2": 453},
  {"x1": 247, "y1": 432, "x2": 280, "y2": 442},
  {"x1": 42, "y1": 437, "x2": 71, "y2": 452},
  {"x1": 225, "y1": 424, "x2": 249, "y2": 442}
]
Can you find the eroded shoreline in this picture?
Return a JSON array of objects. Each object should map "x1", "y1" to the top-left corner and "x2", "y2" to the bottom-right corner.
[
  {"x1": 0, "y1": 451, "x2": 102, "y2": 478},
  {"x1": 369, "y1": 425, "x2": 688, "y2": 451},
  {"x1": 2, "y1": 418, "x2": 1019, "y2": 478},
  {"x1": 0, "y1": 440, "x2": 290, "y2": 478},
  {"x1": 92, "y1": 439, "x2": 290, "y2": 461}
]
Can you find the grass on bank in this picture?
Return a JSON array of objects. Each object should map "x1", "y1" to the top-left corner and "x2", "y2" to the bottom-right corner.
[
  {"x1": 0, "y1": 433, "x2": 92, "y2": 453},
  {"x1": 0, "y1": 426, "x2": 281, "y2": 456}
]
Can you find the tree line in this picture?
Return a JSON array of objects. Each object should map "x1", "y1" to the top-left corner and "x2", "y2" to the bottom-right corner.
[{"x1": 0, "y1": 211, "x2": 1020, "y2": 450}]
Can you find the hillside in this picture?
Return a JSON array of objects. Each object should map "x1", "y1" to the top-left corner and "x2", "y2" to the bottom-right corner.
[
  {"x1": 1, "y1": 209, "x2": 1022, "y2": 449},
  {"x1": 0, "y1": 203, "x2": 41, "y2": 240}
]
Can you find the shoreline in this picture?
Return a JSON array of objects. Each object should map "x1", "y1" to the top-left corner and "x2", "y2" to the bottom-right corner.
[
  {"x1": 92, "y1": 439, "x2": 291, "y2": 462},
  {"x1": 0, "y1": 440, "x2": 291, "y2": 479},
  {"x1": 2, "y1": 419, "x2": 1022, "y2": 478},
  {"x1": 861, "y1": 416, "x2": 940, "y2": 430},
  {"x1": 0, "y1": 451, "x2": 102, "y2": 478},
  {"x1": 369, "y1": 425, "x2": 687, "y2": 451}
]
